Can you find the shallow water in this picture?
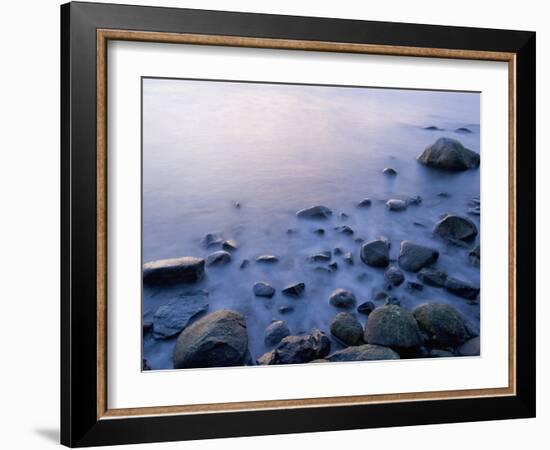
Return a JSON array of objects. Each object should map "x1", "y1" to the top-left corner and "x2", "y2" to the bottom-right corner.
[{"x1": 142, "y1": 78, "x2": 480, "y2": 370}]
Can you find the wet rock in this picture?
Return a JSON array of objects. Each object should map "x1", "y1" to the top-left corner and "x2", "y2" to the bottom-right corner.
[
  {"x1": 357, "y1": 301, "x2": 376, "y2": 315},
  {"x1": 417, "y1": 137, "x2": 480, "y2": 171},
  {"x1": 279, "y1": 305, "x2": 295, "y2": 314},
  {"x1": 398, "y1": 241, "x2": 439, "y2": 272},
  {"x1": 406, "y1": 281, "x2": 424, "y2": 291},
  {"x1": 413, "y1": 221, "x2": 428, "y2": 228},
  {"x1": 239, "y1": 259, "x2": 249, "y2": 269},
  {"x1": 340, "y1": 212, "x2": 349, "y2": 218},
  {"x1": 264, "y1": 320, "x2": 291, "y2": 347},
  {"x1": 386, "y1": 199, "x2": 407, "y2": 211},
  {"x1": 206, "y1": 250, "x2": 232, "y2": 266},
  {"x1": 357, "y1": 198, "x2": 372, "y2": 207},
  {"x1": 143, "y1": 256, "x2": 205, "y2": 285},
  {"x1": 383, "y1": 167, "x2": 398, "y2": 176},
  {"x1": 469, "y1": 245, "x2": 480, "y2": 267},
  {"x1": 384, "y1": 297, "x2": 401, "y2": 306},
  {"x1": 327, "y1": 344, "x2": 400, "y2": 362},
  {"x1": 258, "y1": 329, "x2": 331, "y2": 365},
  {"x1": 256, "y1": 255, "x2": 279, "y2": 263},
  {"x1": 333, "y1": 247, "x2": 343, "y2": 256},
  {"x1": 282, "y1": 282, "x2": 305, "y2": 297},
  {"x1": 373, "y1": 291, "x2": 391, "y2": 302},
  {"x1": 384, "y1": 266, "x2": 405, "y2": 287},
  {"x1": 313, "y1": 266, "x2": 333, "y2": 274},
  {"x1": 328, "y1": 262, "x2": 338, "y2": 272},
  {"x1": 313, "y1": 228, "x2": 325, "y2": 235},
  {"x1": 429, "y1": 349, "x2": 456, "y2": 358},
  {"x1": 296, "y1": 205, "x2": 333, "y2": 219},
  {"x1": 307, "y1": 251, "x2": 331, "y2": 262},
  {"x1": 455, "y1": 127, "x2": 472, "y2": 133},
  {"x1": 364, "y1": 305, "x2": 423, "y2": 349},
  {"x1": 434, "y1": 214, "x2": 478, "y2": 244},
  {"x1": 423, "y1": 125, "x2": 443, "y2": 131},
  {"x1": 437, "y1": 192, "x2": 451, "y2": 198},
  {"x1": 444, "y1": 277, "x2": 480, "y2": 300},
  {"x1": 221, "y1": 239, "x2": 238, "y2": 251},
  {"x1": 457, "y1": 336, "x2": 480, "y2": 356},
  {"x1": 334, "y1": 225, "x2": 354, "y2": 235},
  {"x1": 360, "y1": 239, "x2": 390, "y2": 267},
  {"x1": 412, "y1": 303, "x2": 468, "y2": 348},
  {"x1": 330, "y1": 312, "x2": 364, "y2": 346},
  {"x1": 253, "y1": 281, "x2": 276, "y2": 298},
  {"x1": 143, "y1": 321, "x2": 153, "y2": 332},
  {"x1": 152, "y1": 292, "x2": 209, "y2": 339},
  {"x1": 355, "y1": 237, "x2": 365, "y2": 244},
  {"x1": 200, "y1": 233, "x2": 223, "y2": 248},
  {"x1": 417, "y1": 268, "x2": 448, "y2": 287},
  {"x1": 173, "y1": 310, "x2": 250, "y2": 369},
  {"x1": 233, "y1": 201, "x2": 241, "y2": 208},
  {"x1": 287, "y1": 228, "x2": 297, "y2": 235},
  {"x1": 329, "y1": 288, "x2": 356, "y2": 308},
  {"x1": 407, "y1": 195, "x2": 422, "y2": 206},
  {"x1": 343, "y1": 252, "x2": 354, "y2": 265}
]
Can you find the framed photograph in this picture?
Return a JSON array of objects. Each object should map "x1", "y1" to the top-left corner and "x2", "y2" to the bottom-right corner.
[{"x1": 61, "y1": 1, "x2": 536, "y2": 447}]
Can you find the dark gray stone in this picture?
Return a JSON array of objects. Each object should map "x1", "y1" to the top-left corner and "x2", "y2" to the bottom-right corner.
[
  {"x1": 360, "y1": 239, "x2": 390, "y2": 267},
  {"x1": 143, "y1": 256, "x2": 205, "y2": 285},
  {"x1": 412, "y1": 303, "x2": 468, "y2": 348},
  {"x1": 329, "y1": 288, "x2": 356, "y2": 308},
  {"x1": 221, "y1": 239, "x2": 238, "y2": 251},
  {"x1": 406, "y1": 281, "x2": 424, "y2": 291},
  {"x1": 257, "y1": 329, "x2": 331, "y2": 365},
  {"x1": 417, "y1": 268, "x2": 448, "y2": 287},
  {"x1": 429, "y1": 349, "x2": 456, "y2": 358},
  {"x1": 326, "y1": 344, "x2": 400, "y2": 362},
  {"x1": 206, "y1": 250, "x2": 231, "y2": 266},
  {"x1": 328, "y1": 262, "x2": 338, "y2": 272},
  {"x1": 330, "y1": 312, "x2": 364, "y2": 346},
  {"x1": 296, "y1": 205, "x2": 333, "y2": 219},
  {"x1": 313, "y1": 228, "x2": 325, "y2": 235},
  {"x1": 357, "y1": 301, "x2": 375, "y2": 315},
  {"x1": 239, "y1": 259, "x2": 249, "y2": 269},
  {"x1": 279, "y1": 305, "x2": 295, "y2": 314},
  {"x1": 256, "y1": 255, "x2": 279, "y2": 263},
  {"x1": 334, "y1": 225, "x2": 354, "y2": 235},
  {"x1": 398, "y1": 240, "x2": 439, "y2": 272},
  {"x1": 423, "y1": 125, "x2": 443, "y2": 131},
  {"x1": 364, "y1": 305, "x2": 422, "y2": 349},
  {"x1": 455, "y1": 127, "x2": 472, "y2": 133},
  {"x1": 384, "y1": 266, "x2": 405, "y2": 287},
  {"x1": 282, "y1": 282, "x2": 305, "y2": 297},
  {"x1": 469, "y1": 245, "x2": 480, "y2": 267},
  {"x1": 333, "y1": 247, "x2": 343, "y2": 256},
  {"x1": 253, "y1": 281, "x2": 276, "y2": 298},
  {"x1": 444, "y1": 277, "x2": 480, "y2": 300},
  {"x1": 434, "y1": 215, "x2": 478, "y2": 244},
  {"x1": 343, "y1": 252, "x2": 354, "y2": 265},
  {"x1": 264, "y1": 320, "x2": 291, "y2": 347},
  {"x1": 457, "y1": 336, "x2": 480, "y2": 356},
  {"x1": 417, "y1": 137, "x2": 480, "y2": 171},
  {"x1": 357, "y1": 198, "x2": 372, "y2": 207},
  {"x1": 386, "y1": 199, "x2": 407, "y2": 211},
  {"x1": 307, "y1": 251, "x2": 331, "y2": 262},
  {"x1": 383, "y1": 167, "x2": 398, "y2": 176},
  {"x1": 152, "y1": 292, "x2": 209, "y2": 339},
  {"x1": 200, "y1": 233, "x2": 223, "y2": 248},
  {"x1": 173, "y1": 310, "x2": 250, "y2": 369}
]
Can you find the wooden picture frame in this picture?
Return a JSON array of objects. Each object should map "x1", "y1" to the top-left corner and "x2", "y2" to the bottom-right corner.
[{"x1": 61, "y1": 1, "x2": 536, "y2": 447}]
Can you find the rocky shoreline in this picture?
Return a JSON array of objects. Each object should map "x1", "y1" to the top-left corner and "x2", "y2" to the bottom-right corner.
[{"x1": 143, "y1": 136, "x2": 481, "y2": 370}]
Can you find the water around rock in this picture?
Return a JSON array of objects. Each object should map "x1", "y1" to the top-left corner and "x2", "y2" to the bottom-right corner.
[
  {"x1": 143, "y1": 257, "x2": 205, "y2": 285},
  {"x1": 398, "y1": 241, "x2": 439, "y2": 272},
  {"x1": 417, "y1": 137, "x2": 480, "y2": 171}
]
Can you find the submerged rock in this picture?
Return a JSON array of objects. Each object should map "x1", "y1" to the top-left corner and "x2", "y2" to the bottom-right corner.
[
  {"x1": 333, "y1": 247, "x2": 343, "y2": 256},
  {"x1": 398, "y1": 241, "x2": 439, "y2": 272},
  {"x1": 264, "y1": 320, "x2": 291, "y2": 347},
  {"x1": 313, "y1": 228, "x2": 325, "y2": 235},
  {"x1": 152, "y1": 292, "x2": 209, "y2": 339},
  {"x1": 386, "y1": 199, "x2": 407, "y2": 211},
  {"x1": 173, "y1": 310, "x2": 250, "y2": 369},
  {"x1": 328, "y1": 262, "x2": 338, "y2": 272},
  {"x1": 417, "y1": 268, "x2": 448, "y2": 287},
  {"x1": 364, "y1": 305, "x2": 422, "y2": 349},
  {"x1": 334, "y1": 225, "x2": 354, "y2": 235},
  {"x1": 296, "y1": 205, "x2": 333, "y2": 219},
  {"x1": 384, "y1": 297, "x2": 401, "y2": 306},
  {"x1": 330, "y1": 312, "x2": 364, "y2": 346},
  {"x1": 307, "y1": 251, "x2": 331, "y2": 262},
  {"x1": 457, "y1": 336, "x2": 480, "y2": 356},
  {"x1": 206, "y1": 250, "x2": 231, "y2": 266},
  {"x1": 444, "y1": 277, "x2": 480, "y2": 300},
  {"x1": 469, "y1": 245, "x2": 480, "y2": 267},
  {"x1": 327, "y1": 344, "x2": 400, "y2": 362},
  {"x1": 417, "y1": 137, "x2": 480, "y2": 171},
  {"x1": 239, "y1": 259, "x2": 249, "y2": 269},
  {"x1": 383, "y1": 167, "x2": 398, "y2": 176},
  {"x1": 406, "y1": 281, "x2": 424, "y2": 292},
  {"x1": 455, "y1": 127, "x2": 472, "y2": 134},
  {"x1": 143, "y1": 256, "x2": 205, "y2": 285},
  {"x1": 357, "y1": 301, "x2": 376, "y2": 315},
  {"x1": 434, "y1": 215, "x2": 478, "y2": 244},
  {"x1": 343, "y1": 252, "x2": 354, "y2": 265},
  {"x1": 384, "y1": 266, "x2": 405, "y2": 287},
  {"x1": 200, "y1": 233, "x2": 223, "y2": 248},
  {"x1": 360, "y1": 239, "x2": 390, "y2": 267},
  {"x1": 329, "y1": 288, "x2": 356, "y2": 308},
  {"x1": 258, "y1": 329, "x2": 331, "y2": 365},
  {"x1": 357, "y1": 198, "x2": 372, "y2": 207},
  {"x1": 282, "y1": 282, "x2": 305, "y2": 297},
  {"x1": 256, "y1": 255, "x2": 279, "y2": 263},
  {"x1": 423, "y1": 125, "x2": 443, "y2": 131},
  {"x1": 412, "y1": 303, "x2": 468, "y2": 348},
  {"x1": 279, "y1": 305, "x2": 295, "y2": 314},
  {"x1": 221, "y1": 239, "x2": 238, "y2": 251},
  {"x1": 253, "y1": 281, "x2": 276, "y2": 298}
]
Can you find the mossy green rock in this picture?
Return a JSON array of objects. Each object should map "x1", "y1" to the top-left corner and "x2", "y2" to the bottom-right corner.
[
  {"x1": 412, "y1": 303, "x2": 468, "y2": 348},
  {"x1": 364, "y1": 305, "x2": 422, "y2": 349}
]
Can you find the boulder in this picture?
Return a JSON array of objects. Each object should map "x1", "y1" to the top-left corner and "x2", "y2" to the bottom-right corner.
[
  {"x1": 412, "y1": 303, "x2": 468, "y2": 348},
  {"x1": 398, "y1": 241, "x2": 439, "y2": 272},
  {"x1": 173, "y1": 310, "x2": 250, "y2": 368},
  {"x1": 357, "y1": 301, "x2": 375, "y2": 315},
  {"x1": 282, "y1": 282, "x2": 305, "y2": 297},
  {"x1": 264, "y1": 320, "x2": 291, "y2": 347},
  {"x1": 143, "y1": 256, "x2": 205, "y2": 285},
  {"x1": 152, "y1": 292, "x2": 209, "y2": 339},
  {"x1": 221, "y1": 239, "x2": 238, "y2": 251},
  {"x1": 200, "y1": 233, "x2": 223, "y2": 248},
  {"x1": 434, "y1": 215, "x2": 478, "y2": 244},
  {"x1": 334, "y1": 225, "x2": 354, "y2": 235},
  {"x1": 330, "y1": 312, "x2": 364, "y2": 346},
  {"x1": 296, "y1": 205, "x2": 333, "y2": 219},
  {"x1": 444, "y1": 277, "x2": 480, "y2": 300},
  {"x1": 417, "y1": 268, "x2": 448, "y2": 287},
  {"x1": 384, "y1": 266, "x2": 405, "y2": 287},
  {"x1": 364, "y1": 305, "x2": 422, "y2": 349},
  {"x1": 253, "y1": 281, "x2": 275, "y2": 298},
  {"x1": 417, "y1": 137, "x2": 480, "y2": 171},
  {"x1": 329, "y1": 288, "x2": 356, "y2": 308},
  {"x1": 258, "y1": 329, "x2": 331, "y2": 365},
  {"x1": 457, "y1": 336, "x2": 481, "y2": 356},
  {"x1": 386, "y1": 199, "x2": 407, "y2": 211},
  {"x1": 256, "y1": 255, "x2": 279, "y2": 263},
  {"x1": 326, "y1": 344, "x2": 400, "y2": 362},
  {"x1": 206, "y1": 251, "x2": 231, "y2": 266},
  {"x1": 360, "y1": 239, "x2": 390, "y2": 267}
]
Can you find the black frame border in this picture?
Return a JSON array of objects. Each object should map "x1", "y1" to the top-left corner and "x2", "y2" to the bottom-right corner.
[{"x1": 61, "y1": 2, "x2": 535, "y2": 447}]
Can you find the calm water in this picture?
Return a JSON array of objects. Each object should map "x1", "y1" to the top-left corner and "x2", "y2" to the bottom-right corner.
[{"x1": 142, "y1": 78, "x2": 480, "y2": 370}]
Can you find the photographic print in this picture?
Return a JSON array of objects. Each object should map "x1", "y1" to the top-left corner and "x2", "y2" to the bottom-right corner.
[{"x1": 141, "y1": 77, "x2": 481, "y2": 371}]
